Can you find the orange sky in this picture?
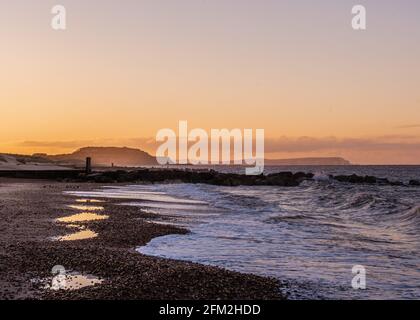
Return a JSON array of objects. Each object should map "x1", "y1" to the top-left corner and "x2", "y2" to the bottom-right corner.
[{"x1": 1, "y1": 1, "x2": 420, "y2": 164}]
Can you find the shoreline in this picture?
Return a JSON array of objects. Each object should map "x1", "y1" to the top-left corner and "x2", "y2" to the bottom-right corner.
[{"x1": 0, "y1": 178, "x2": 283, "y2": 300}]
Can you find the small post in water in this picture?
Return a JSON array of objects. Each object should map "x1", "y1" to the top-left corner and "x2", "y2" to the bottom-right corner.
[{"x1": 85, "y1": 157, "x2": 92, "y2": 174}]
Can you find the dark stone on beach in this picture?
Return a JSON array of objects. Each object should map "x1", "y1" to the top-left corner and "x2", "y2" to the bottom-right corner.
[
  {"x1": 376, "y1": 178, "x2": 390, "y2": 184},
  {"x1": 265, "y1": 172, "x2": 311, "y2": 186},
  {"x1": 333, "y1": 174, "x2": 378, "y2": 184},
  {"x1": 294, "y1": 171, "x2": 315, "y2": 180},
  {"x1": 94, "y1": 176, "x2": 115, "y2": 183},
  {"x1": 389, "y1": 181, "x2": 405, "y2": 186}
]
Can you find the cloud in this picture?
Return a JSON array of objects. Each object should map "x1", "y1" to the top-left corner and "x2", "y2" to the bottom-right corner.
[
  {"x1": 17, "y1": 138, "x2": 159, "y2": 152},
  {"x1": 19, "y1": 140, "x2": 96, "y2": 148},
  {"x1": 396, "y1": 124, "x2": 420, "y2": 129},
  {"x1": 19, "y1": 135, "x2": 420, "y2": 154},
  {"x1": 264, "y1": 136, "x2": 420, "y2": 153}
]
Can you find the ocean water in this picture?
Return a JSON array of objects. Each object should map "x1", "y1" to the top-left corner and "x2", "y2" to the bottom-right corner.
[{"x1": 66, "y1": 166, "x2": 420, "y2": 299}]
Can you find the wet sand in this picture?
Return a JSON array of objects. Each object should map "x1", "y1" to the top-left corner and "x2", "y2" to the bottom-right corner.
[{"x1": 0, "y1": 179, "x2": 283, "y2": 300}]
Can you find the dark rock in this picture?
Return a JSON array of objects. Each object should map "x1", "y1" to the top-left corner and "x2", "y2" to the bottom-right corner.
[
  {"x1": 79, "y1": 169, "x2": 313, "y2": 187},
  {"x1": 389, "y1": 181, "x2": 404, "y2": 186},
  {"x1": 409, "y1": 180, "x2": 420, "y2": 186},
  {"x1": 376, "y1": 178, "x2": 390, "y2": 184},
  {"x1": 333, "y1": 174, "x2": 377, "y2": 184}
]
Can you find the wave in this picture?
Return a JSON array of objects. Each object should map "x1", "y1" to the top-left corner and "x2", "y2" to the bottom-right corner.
[
  {"x1": 313, "y1": 172, "x2": 331, "y2": 182},
  {"x1": 339, "y1": 192, "x2": 376, "y2": 210},
  {"x1": 399, "y1": 205, "x2": 420, "y2": 224},
  {"x1": 266, "y1": 214, "x2": 315, "y2": 223}
]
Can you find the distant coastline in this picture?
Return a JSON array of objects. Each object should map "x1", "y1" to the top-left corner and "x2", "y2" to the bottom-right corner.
[
  {"x1": 2, "y1": 147, "x2": 352, "y2": 169},
  {"x1": 264, "y1": 157, "x2": 351, "y2": 166}
]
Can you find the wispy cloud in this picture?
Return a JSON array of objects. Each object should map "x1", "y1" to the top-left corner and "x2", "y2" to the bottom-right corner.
[
  {"x1": 264, "y1": 136, "x2": 420, "y2": 153},
  {"x1": 396, "y1": 124, "x2": 420, "y2": 129},
  {"x1": 17, "y1": 138, "x2": 158, "y2": 153},
  {"x1": 19, "y1": 140, "x2": 96, "y2": 148},
  {"x1": 19, "y1": 135, "x2": 420, "y2": 154}
]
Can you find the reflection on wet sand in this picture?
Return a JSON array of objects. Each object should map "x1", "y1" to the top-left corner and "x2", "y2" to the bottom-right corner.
[
  {"x1": 75, "y1": 199, "x2": 104, "y2": 203},
  {"x1": 41, "y1": 273, "x2": 103, "y2": 291},
  {"x1": 56, "y1": 212, "x2": 109, "y2": 223},
  {"x1": 53, "y1": 198, "x2": 108, "y2": 242},
  {"x1": 68, "y1": 205, "x2": 104, "y2": 211},
  {"x1": 56, "y1": 229, "x2": 98, "y2": 241}
]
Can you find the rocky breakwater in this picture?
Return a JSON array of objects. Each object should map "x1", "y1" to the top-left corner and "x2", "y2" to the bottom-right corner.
[{"x1": 76, "y1": 169, "x2": 315, "y2": 187}]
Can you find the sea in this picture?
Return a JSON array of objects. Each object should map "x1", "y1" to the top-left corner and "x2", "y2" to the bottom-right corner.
[{"x1": 66, "y1": 165, "x2": 420, "y2": 299}]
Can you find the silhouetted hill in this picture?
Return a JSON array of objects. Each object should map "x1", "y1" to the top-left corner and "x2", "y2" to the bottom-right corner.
[
  {"x1": 46, "y1": 147, "x2": 157, "y2": 167},
  {"x1": 265, "y1": 157, "x2": 351, "y2": 165}
]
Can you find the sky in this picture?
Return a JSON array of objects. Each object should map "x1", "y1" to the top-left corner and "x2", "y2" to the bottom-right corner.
[{"x1": 1, "y1": 0, "x2": 420, "y2": 164}]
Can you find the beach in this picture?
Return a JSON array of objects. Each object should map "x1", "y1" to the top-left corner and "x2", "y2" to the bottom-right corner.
[
  {"x1": 1, "y1": 165, "x2": 419, "y2": 300},
  {"x1": 0, "y1": 178, "x2": 282, "y2": 300}
]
